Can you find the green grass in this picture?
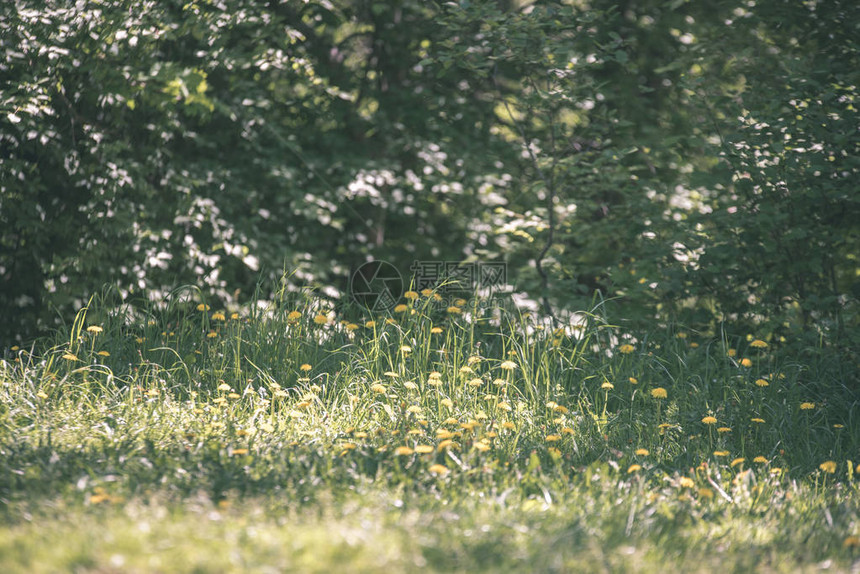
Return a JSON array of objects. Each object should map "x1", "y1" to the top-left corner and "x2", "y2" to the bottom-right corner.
[{"x1": 1, "y1": 288, "x2": 859, "y2": 572}]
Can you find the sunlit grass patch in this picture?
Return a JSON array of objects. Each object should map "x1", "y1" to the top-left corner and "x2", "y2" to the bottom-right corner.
[{"x1": 1, "y1": 290, "x2": 858, "y2": 571}]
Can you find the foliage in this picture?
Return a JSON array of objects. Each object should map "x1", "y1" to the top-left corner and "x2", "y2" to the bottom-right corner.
[{"x1": 1, "y1": 0, "x2": 858, "y2": 353}]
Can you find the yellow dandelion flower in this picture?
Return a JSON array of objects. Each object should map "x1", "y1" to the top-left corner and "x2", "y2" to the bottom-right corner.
[
  {"x1": 730, "y1": 457, "x2": 745, "y2": 468},
  {"x1": 428, "y1": 464, "x2": 449, "y2": 475},
  {"x1": 230, "y1": 312, "x2": 239, "y2": 320},
  {"x1": 755, "y1": 379, "x2": 769, "y2": 387},
  {"x1": 553, "y1": 404, "x2": 569, "y2": 414},
  {"x1": 750, "y1": 339, "x2": 768, "y2": 349},
  {"x1": 601, "y1": 381, "x2": 614, "y2": 390},
  {"x1": 651, "y1": 387, "x2": 667, "y2": 399},
  {"x1": 287, "y1": 311, "x2": 302, "y2": 321},
  {"x1": 740, "y1": 358, "x2": 752, "y2": 368},
  {"x1": 371, "y1": 383, "x2": 386, "y2": 394},
  {"x1": 546, "y1": 434, "x2": 562, "y2": 442},
  {"x1": 474, "y1": 442, "x2": 491, "y2": 452},
  {"x1": 627, "y1": 464, "x2": 642, "y2": 474},
  {"x1": 97, "y1": 350, "x2": 110, "y2": 357},
  {"x1": 146, "y1": 389, "x2": 159, "y2": 398},
  {"x1": 702, "y1": 416, "x2": 717, "y2": 425},
  {"x1": 300, "y1": 363, "x2": 312, "y2": 372},
  {"x1": 313, "y1": 314, "x2": 329, "y2": 325},
  {"x1": 635, "y1": 448, "x2": 650, "y2": 456},
  {"x1": 561, "y1": 427, "x2": 574, "y2": 435},
  {"x1": 62, "y1": 353, "x2": 78, "y2": 361},
  {"x1": 844, "y1": 536, "x2": 860, "y2": 548},
  {"x1": 834, "y1": 424, "x2": 845, "y2": 429},
  {"x1": 345, "y1": 323, "x2": 359, "y2": 331},
  {"x1": 227, "y1": 392, "x2": 240, "y2": 400},
  {"x1": 753, "y1": 456, "x2": 768, "y2": 464},
  {"x1": 430, "y1": 326, "x2": 443, "y2": 334},
  {"x1": 619, "y1": 344, "x2": 635, "y2": 354},
  {"x1": 676, "y1": 332, "x2": 688, "y2": 339},
  {"x1": 404, "y1": 291, "x2": 419, "y2": 300},
  {"x1": 89, "y1": 492, "x2": 112, "y2": 505},
  {"x1": 394, "y1": 446, "x2": 414, "y2": 456},
  {"x1": 196, "y1": 303, "x2": 210, "y2": 311},
  {"x1": 698, "y1": 487, "x2": 714, "y2": 499},
  {"x1": 394, "y1": 304, "x2": 408, "y2": 313},
  {"x1": 206, "y1": 331, "x2": 218, "y2": 338},
  {"x1": 295, "y1": 400, "x2": 312, "y2": 410},
  {"x1": 406, "y1": 405, "x2": 423, "y2": 415},
  {"x1": 500, "y1": 360, "x2": 518, "y2": 371},
  {"x1": 447, "y1": 306, "x2": 462, "y2": 314},
  {"x1": 690, "y1": 342, "x2": 699, "y2": 348},
  {"x1": 468, "y1": 378, "x2": 483, "y2": 387},
  {"x1": 384, "y1": 371, "x2": 399, "y2": 378},
  {"x1": 629, "y1": 377, "x2": 638, "y2": 384},
  {"x1": 437, "y1": 439, "x2": 457, "y2": 451},
  {"x1": 414, "y1": 445, "x2": 434, "y2": 454},
  {"x1": 679, "y1": 477, "x2": 695, "y2": 488},
  {"x1": 713, "y1": 450, "x2": 730, "y2": 457},
  {"x1": 453, "y1": 298, "x2": 467, "y2": 307},
  {"x1": 231, "y1": 448, "x2": 249, "y2": 456},
  {"x1": 800, "y1": 402, "x2": 815, "y2": 410},
  {"x1": 498, "y1": 401, "x2": 512, "y2": 412},
  {"x1": 459, "y1": 365, "x2": 473, "y2": 375},
  {"x1": 751, "y1": 417, "x2": 765, "y2": 423},
  {"x1": 441, "y1": 398, "x2": 453, "y2": 409},
  {"x1": 420, "y1": 289, "x2": 434, "y2": 297},
  {"x1": 36, "y1": 391, "x2": 48, "y2": 400},
  {"x1": 86, "y1": 325, "x2": 103, "y2": 334},
  {"x1": 717, "y1": 427, "x2": 731, "y2": 433},
  {"x1": 212, "y1": 312, "x2": 226, "y2": 321},
  {"x1": 404, "y1": 381, "x2": 418, "y2": 391},
  {"x1": 727, "y1": 348, "x2": 737, "y2": 357},
  {"x1": 400, "y1": 345, "x2": 412, "y2": 354},
  {"x1": 819, "y1": 460, "x2": 837, "y2": 474}
]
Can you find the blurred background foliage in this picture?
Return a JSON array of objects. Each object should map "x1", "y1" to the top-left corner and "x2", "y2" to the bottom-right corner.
[{"x1": 1, "y1": 0, "x2": 858, "y2": 349}]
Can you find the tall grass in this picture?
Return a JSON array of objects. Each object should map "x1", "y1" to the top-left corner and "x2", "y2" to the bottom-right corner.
[{"x1": 1, "y1": 286, "x2": 858, "y2": 571}]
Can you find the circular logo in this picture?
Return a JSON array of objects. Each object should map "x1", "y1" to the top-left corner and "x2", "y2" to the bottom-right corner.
[{"x1": 349, "y1": 260, "x2": 403, "y2": 312}]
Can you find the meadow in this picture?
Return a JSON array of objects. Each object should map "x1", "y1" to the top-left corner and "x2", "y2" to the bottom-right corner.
[{"x1": 1, "y1": 288, "x2": 858, "y2": 573}]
